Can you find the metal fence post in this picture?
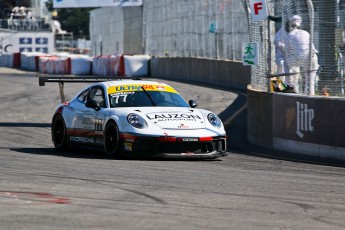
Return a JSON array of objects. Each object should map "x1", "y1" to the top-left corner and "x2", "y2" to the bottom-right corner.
[
  {"x1": 267, "y1": 19, "x2": 272, "y2": 93},
  {"x1": 306, "y1": 0, "x2": 314, "y2": 96}
]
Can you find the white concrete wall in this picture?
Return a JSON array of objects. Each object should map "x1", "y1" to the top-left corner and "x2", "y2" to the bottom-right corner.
[
  {"x1": 89, "y1": 0, "x2": 249, "y2": 60},
  {"x1": 89, "y1": 6, "x2": 143, "y2": 56}
]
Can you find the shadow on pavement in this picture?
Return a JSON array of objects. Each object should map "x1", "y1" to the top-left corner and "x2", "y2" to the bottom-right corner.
[
  {"x1": 0, "y1": 122, "x2": 50, "y2": 128},
  {"x1": 10, "y1": 147, "x2": 222, "y2": 162}
]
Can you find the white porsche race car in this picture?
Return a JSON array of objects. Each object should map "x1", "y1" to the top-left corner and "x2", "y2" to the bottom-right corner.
[{"x1": 40, "y1": 77, "x2": 227, "y2": 159}]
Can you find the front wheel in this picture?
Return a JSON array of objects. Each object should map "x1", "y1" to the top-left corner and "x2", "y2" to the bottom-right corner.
[
  {"x1": 104, "y1": 121, "x2": 120, "y2": 158},
  {"x1": 52, "y1": 115, "x2": 68, "y2": 151}
]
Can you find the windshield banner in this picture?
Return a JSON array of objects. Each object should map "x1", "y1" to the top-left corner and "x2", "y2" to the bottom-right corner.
[{"x1": 108, "y1": 84, "x2": 177, "y2": 94}]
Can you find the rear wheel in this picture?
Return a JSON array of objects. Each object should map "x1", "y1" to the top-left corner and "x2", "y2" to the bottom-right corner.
[
  {"x1": 52, "y1": 115, "x2": 68, "y2": 151},
  {"x1": 104, "y1": 121, "x2": 120, "y2": 157}
]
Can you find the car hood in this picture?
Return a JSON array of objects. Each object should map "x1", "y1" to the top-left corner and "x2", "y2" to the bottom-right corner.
[{"x1": 142, "y1": 107, "x2": 206, "y2": 129}]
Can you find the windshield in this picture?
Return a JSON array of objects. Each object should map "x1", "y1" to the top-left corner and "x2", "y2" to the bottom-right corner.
[{"x1": 109, "y1": 91, "x2": 190, "y2": 108}]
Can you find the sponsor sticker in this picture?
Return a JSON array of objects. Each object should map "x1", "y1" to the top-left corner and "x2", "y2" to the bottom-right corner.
[
  {"x1": 177, "y1": 137, "x2": 199, "y2": 142},
  {"x1": 124, "y1": 142, "x2": 133, "y2": 152},
  {"x1": 146, "y1": 113, "x2": 202, "y2": 122}
]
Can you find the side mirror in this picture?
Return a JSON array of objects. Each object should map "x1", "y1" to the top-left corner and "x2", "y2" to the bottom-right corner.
[
  {"x1": 85, "y1": 100, "x2": 101, "y2": 111},
  {"x1": 189, "y1": 100, "x2": 198, "y2": 108}
]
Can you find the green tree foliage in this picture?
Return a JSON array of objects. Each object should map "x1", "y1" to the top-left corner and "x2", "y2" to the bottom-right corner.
[
  {"x1": 45, "y1": 0, "x2": 94, "y2": 39},
  {"x1": 0, "y1": 0, "x2": 31, "y2": 8},
  {"x1": 0, "y1": 0, "x2": 31, "y2": 18}
]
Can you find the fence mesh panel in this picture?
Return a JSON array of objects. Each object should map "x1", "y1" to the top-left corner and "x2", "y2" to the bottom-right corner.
[
  {"x1": 242, "y1": 0, "x2": 345, "y2": 96},
  {"x1": 144, "y1": 0, "x2": 249, "y2": 61}
]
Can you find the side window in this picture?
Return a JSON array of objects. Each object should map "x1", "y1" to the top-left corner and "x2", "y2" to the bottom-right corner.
[
  {"x1": 87, "y1": 86, "x2": 106, "y2": 108},
  {"x1": 92, "y1": 88, "x2": 106, "y2": 108},
  {"x1": 77, "y1": 88, "x2": 91, "y2": 104}
]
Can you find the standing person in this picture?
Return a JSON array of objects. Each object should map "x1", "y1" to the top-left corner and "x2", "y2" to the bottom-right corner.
[
  {"x1": 283, "y1": 15, "x2": 319, "y2": 95},
  {"x1": 273, "y1": 20, "x2": 290, "y2": 92},
  {"x1": 274, "y1": 21, "x2": 289, "y2": 75}
]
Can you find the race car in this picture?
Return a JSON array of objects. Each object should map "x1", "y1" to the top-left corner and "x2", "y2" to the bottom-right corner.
[{"x1": 43, "y1": 78, "x2": 227, "y2": 159}]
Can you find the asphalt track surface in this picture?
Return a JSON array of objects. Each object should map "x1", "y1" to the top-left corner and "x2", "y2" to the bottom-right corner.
[{"x1": 1, "y1": 67, "x2": 345, "y2": 230}]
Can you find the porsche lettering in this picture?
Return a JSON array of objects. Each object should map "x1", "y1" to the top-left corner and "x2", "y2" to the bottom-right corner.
[{"x1": 70, "y1": 136, "x2": 94, "y2": 143}]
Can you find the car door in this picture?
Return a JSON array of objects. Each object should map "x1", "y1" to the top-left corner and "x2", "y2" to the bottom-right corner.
[
  {"x1": 86, "y1": 86, "x2": 107, "y2": 147},
  {"x1": 70, "y1": 86, "x2": 106, "y2": 147}
]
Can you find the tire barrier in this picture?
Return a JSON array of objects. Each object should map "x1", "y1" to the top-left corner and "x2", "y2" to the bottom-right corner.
[
  {"x1": 0, "y1": 53, "x2": 150, "y2": 77},
  {"x1": 124, "y1": 55, "x2": 150, "y2": 77},
  {"x1": 0, "y1": 53, "x2": 14, "y2": 68},
  {"x1": 38, "y1": 56, "x2": 71, "y2": 75},
  {"x1": 13, "y1": 52, "x2": 21, "y2": 69},
  {"x1": 92, "y1": 55, "x2": 124, "y2": 76},
  {"x1": 71, "y1": 57, "x2": 92, "y2": 75},
  {"x1": 21, "y1": 52, "x2": 50, "y2": 71}
]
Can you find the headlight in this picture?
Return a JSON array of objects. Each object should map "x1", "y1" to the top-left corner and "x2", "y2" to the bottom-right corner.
[
  {"x1": 207, "y1": 113, "x2": 222, "y2": 128},
  {"x1": 127, "y1": 113, "x2": 148, "y2": 129}
]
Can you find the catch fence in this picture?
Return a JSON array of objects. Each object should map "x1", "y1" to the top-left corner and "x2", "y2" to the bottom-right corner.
[
  {"x1": 242, "y1": 0, "x2": 345, "y2": 96},
  {"x1": 143, "y1": 0, "x2": 249, "y2": 61}
]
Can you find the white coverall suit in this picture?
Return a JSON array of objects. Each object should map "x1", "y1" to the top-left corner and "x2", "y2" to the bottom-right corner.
[
  {"x1": 284, "y1": 26, "x2": 319, "y2": 95},
  {"x1": 274, "y1": 27, "x2": 288, "y2": 76}
]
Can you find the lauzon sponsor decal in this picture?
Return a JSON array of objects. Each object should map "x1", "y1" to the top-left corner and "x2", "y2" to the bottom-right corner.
[
  {"x1": 296, "y1": 102, "x2": 314, "y2": 139},
  {"x1": 147, "y1": 113, "x2": 202, "y2": 122}
]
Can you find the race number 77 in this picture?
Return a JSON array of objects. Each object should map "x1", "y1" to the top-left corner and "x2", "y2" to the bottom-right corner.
[{"x1": 112, "y1": 94, "x2": 128, "y2": 104}]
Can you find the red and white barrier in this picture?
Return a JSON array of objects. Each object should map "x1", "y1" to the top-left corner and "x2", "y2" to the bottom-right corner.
[
  {"x1": 21, "y1": 52, "x2": 49, "y2": 71},
  {"x1": 124, "y1": 55, "x2": 150, "y2": 77},
  {"x1": 38, "y1": 56, "x2": 71, "y2": 74},
  {"x1": 92, "y1": 55, "x2": 125, "y2": 76},
  {"x1": 71, "y1": 57, "x2": 92, "y2": 75},
  {"x1": 1, "y1": 52, "x2": 151, "y2": 77},
  {"x1": 13, "y1": 52, "x2": 21, "y2": 69},
  {"x1": 0, "y1": 54, "x2": 14, "y2": 68}
]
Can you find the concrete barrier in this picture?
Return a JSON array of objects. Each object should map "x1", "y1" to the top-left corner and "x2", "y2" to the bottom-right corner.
[
  {"x1": 247, "y1": 85, "x2": 345, "y2": 160},
  {"x1": 150, "y1": 57, "x2": 251, "y2": 90},
  {"x1": 247, "y1": 85, "x2": 273, "y2": 148}
]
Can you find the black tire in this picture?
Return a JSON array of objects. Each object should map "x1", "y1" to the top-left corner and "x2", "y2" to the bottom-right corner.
[
  {"x1": 104, "y1": 121, "x2": 120, "y2": 157},
  {"x1": 51, "y1": 115, "x2": 68, "y2": 151}
]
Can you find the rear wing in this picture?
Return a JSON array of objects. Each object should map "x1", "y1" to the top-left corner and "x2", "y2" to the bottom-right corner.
[{"x1": 38, "y1": 76, "x2": 133, "y2": 103}]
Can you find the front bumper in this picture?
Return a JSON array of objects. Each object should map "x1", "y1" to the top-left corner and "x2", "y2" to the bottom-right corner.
[{"x1": 120, "y1": 133, "x2": 227, "y2": 159}]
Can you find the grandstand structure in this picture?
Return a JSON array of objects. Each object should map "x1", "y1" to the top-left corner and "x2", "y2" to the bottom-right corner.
[{"x1": 0, "y1": 1, "x2": 66, "y2": 54}]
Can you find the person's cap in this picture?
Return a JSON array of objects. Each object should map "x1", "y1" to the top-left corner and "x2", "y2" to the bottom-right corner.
[{"x1": 289, "y1": 15, "x2": 302, "y2": 27}]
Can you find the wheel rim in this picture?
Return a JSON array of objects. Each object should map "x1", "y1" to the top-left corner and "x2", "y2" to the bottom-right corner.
[
  {"x1": 53, "y1": 119, "x2": 65, "y2": 146},
  {"x1": 105, "y1": 126, "x2": 118, "y2": 154}
]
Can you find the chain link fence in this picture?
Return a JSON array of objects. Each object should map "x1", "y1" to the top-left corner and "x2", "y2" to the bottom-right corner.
[
  {"x1": 242, "y1": 0, "x2": 345, "y2": 96},
  {"x1": 144, "y1": 0, "x2": 249, "y2": 61}
]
